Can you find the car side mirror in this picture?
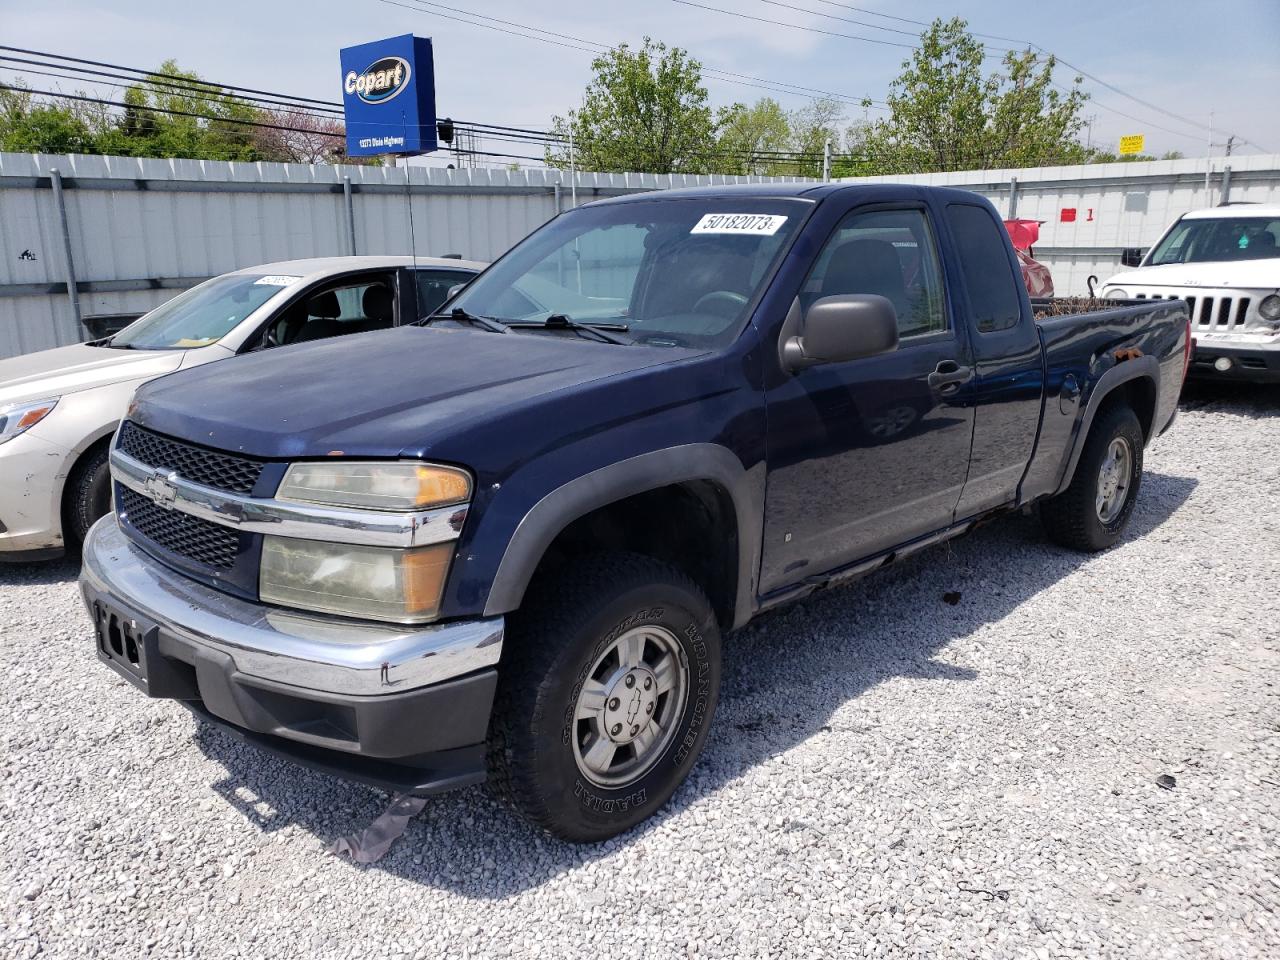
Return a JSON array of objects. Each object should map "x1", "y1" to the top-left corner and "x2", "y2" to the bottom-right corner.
[
  {"x1": 446, "y1": 283, "x2": 467, "y2": 300},
  {"x1": 1120, "y1": 248, "x2": 1146, "y2": 268},
  {"x1": 783, "y1": 295, "x2": 900, "y2": 371}
]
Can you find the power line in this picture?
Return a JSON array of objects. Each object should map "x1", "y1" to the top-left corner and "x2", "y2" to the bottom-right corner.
[
  {"x1": 751, "y1": 2, "x2": 1260, "y2": 146},
  {"x1": 0, "y1": 44, "x2": 342, "y2": 110},
  {"x1": 670, "y1": 1, "x2": 917, "y2": 49},
  {"x1": 376, "y1": 0, "x2": 886, "y2": 107}
]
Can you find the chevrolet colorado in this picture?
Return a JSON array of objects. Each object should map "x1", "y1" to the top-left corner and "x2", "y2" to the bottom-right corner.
[{"x1": 81, "y1": 183, "x2": 1190, "y2": 842}]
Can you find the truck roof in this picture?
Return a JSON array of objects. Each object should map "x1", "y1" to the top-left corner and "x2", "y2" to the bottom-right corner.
[
  {"x1": 1182, "y1": 204, "x2": 1280, "y2": 220},
  {"x1": 590, "y1": 182, "x2": 986, "y2": 206}
]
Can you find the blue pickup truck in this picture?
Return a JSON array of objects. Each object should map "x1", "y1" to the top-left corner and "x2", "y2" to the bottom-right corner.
[{"x1": 82, "y1": 183, "x2": 1189, "y2": 842}]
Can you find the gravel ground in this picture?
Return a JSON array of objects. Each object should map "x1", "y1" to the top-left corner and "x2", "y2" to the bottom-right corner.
[{"x1": 3, "y1": 382, "x2": 1278, "y2": 960}]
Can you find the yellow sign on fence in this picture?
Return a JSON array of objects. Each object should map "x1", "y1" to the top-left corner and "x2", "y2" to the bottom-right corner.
[{"x1": 1119, "y1": 134, "x2": 1146, "y2": 155}]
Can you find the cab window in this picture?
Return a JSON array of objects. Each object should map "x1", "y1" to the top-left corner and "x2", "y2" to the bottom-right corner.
[
  {"x1": 268, "y1": 274, "x2": 397, "y2": 347},
  {"x1": 802, "y1": 208, "x2": 947, "y2": 339},
  {"x1": 415, "y1": 269, "x2": 480, "y2": 319}
]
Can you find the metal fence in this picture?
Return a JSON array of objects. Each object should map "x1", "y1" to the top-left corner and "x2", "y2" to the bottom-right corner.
[
  {"x1": 0, "y1": 152, "x2": 814, "y2": 359},
  {"x1": 846, "y1": 154, "x2": 1280, "y2": 296},
  {"x1": 4, "y1": 150, "x2": 1280, "y2": 359}
]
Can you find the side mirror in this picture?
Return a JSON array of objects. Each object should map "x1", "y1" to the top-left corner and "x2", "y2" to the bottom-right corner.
[
  {"x1": 783, "y1": 295, "x2": 900, "y2": 371},
  {"x1": 1120, "y1": 248, "x2": 1146, "y2": 268},
  {"x1": 446, "y1": 283, "x2": 467, "y2": 300}
]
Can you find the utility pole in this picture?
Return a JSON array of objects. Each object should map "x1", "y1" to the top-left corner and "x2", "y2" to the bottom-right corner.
[
  {"x1": 1205, "y1": 110, "x2": 1214, "y2": 195},
  {"x1": 569, "y1": 122, "x2": 577, "y2": 208},
  {"x1": 822, "y1": 139, "x2": 831, "y2": 182}
]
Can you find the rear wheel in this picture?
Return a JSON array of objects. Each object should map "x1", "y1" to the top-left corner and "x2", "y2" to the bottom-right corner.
[
  {"x1": 64, "y1": 445, "x2": 112, "y2": 552},
  {"x1": 488, "y1": 552, "x2": 721, "y2": 842},
  {"x1": 1041, "y1": 404, "x2": 1144, "y2": 552}
]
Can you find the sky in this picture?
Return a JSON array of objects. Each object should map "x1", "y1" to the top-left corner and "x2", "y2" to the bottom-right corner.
[{"x1": 4, "y1": 0, "x2": 1279, "y2": 169}]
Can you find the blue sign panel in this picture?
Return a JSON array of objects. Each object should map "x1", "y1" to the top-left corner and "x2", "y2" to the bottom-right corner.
[{"x1": 339, "y1": 34, "x2": 437, "y2": 157}]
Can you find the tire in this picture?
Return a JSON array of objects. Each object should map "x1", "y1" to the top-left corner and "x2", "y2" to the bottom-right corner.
[
  {"x1": 488, "y1": 552, "x2": 722, "y2": 842},
  {"x1": 1041, "y1": 403, "x2": 1144, "y2": 552},
  {"x1": 63, "y1": 445, "x2": 112, "y2": 551}
]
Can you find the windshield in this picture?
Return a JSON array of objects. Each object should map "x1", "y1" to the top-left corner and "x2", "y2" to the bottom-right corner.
[
  {"x1": 110, "y1": 273, "x2": 299, "y2": 349},
  {"x1": 1147, "y1": 216, "x2": 1280, "y2": 266},
  {"x1": 449, "y1": 198, "x2": 808, "y2": 347}
]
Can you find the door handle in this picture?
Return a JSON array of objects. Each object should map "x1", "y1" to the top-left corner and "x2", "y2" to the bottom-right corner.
[{"x1": 928, "y1": 360, "x2": 973, "y2": 394}]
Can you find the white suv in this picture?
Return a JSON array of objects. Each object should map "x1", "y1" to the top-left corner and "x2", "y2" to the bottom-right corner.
[{"x1": 1101, "y1": 205, "x2": 1280, "y2": 382}]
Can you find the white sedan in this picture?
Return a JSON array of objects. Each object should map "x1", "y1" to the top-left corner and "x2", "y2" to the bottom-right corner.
[{"x1": 0, "y1": 255, "x2": 485, "y2": 561}]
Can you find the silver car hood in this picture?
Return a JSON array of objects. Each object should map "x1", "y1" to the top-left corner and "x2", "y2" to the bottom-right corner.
[{"x1": 0, "y1": 343, "x2": 195, "y2": 407}]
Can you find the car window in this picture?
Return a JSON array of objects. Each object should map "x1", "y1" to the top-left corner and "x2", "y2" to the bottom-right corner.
[
  {"x1": 449, "y1": 198, "x2": 806, "y2": 348},
  {"x1": 945, "y1": 204, "x2": 1023, "y2": 333},
  {"x1": 110, "y1": 273, "x2": 297, "y2": 350},
  {"x1": 1149, "y1": 217, "x2": 1280, "y2": 265},
  {"x1": 271, "y1": 274, "x2": 396, "y2": 346},
  {"x1": 414, "y1": 268, "x2": 480, "y2": 319},
  {"x1": 803, "y1": 208, "x2": 947, "y2": 339}
]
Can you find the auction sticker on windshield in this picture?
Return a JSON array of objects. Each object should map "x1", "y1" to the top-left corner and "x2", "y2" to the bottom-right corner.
[
  {"x1": 253, "y1": 275, "x2": 302, "y2": 287},
  {"x1": 691, "y1": 214, "x2": 788, "y2": 235}
]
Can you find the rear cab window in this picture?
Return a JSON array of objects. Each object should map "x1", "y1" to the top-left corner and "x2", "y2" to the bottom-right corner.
[{"x1": 944, "y1": 204, "x2": 1024, "y2": 333}]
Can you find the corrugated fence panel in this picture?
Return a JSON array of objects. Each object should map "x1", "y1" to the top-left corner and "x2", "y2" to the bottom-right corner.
[{"x1": 4, "y1": 150, "x2": 1279, "y2": 357}]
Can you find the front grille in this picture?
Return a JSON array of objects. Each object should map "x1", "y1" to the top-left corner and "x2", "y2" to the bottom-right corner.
[
  {"x1": 1132, "y1": 292, "x2": 1250, "y2": 329},
  {"x1": 119, "y1": 487, "x2": 239, "y2": 570},
  {"x1": 118, "y1": 421, "x2": 264, "y2": 494}
]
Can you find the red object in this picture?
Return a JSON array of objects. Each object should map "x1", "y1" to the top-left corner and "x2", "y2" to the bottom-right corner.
[
  {"x1": 1060, "y1": 208, "x2": 1077, "y2": 223},
  {"x1": 1003, "y1": 220, "x2": 1054, "y2": 298},
  {"x1": 1183, "y1": 320, "x2": 1194, "y2": 383}
]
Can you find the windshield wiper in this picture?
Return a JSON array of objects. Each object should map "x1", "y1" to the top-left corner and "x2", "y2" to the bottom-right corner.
[
  {"x1": 507, "y1": 314, "x2": 632, "y2": 345},
  {"x1": 420, "y1": 306, "x2": 509, "y2": 334}
]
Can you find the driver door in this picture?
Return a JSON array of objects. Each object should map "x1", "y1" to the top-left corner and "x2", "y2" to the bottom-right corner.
[{"x1": 760, "y1": 203, "x2": 976, "y2": 593}]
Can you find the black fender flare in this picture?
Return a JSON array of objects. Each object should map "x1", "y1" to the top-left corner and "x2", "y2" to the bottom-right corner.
[
  {"x1": 1053, "y1": 355, "x2": 1160, "y2": 496},
  {"x1": 483, "y1": 444, "x2": 765, "y2": 629}
]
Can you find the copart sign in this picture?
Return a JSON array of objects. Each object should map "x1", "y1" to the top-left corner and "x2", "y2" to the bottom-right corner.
[{"x1": 338, "y1": 34, "x2": 438, "y2": 157}]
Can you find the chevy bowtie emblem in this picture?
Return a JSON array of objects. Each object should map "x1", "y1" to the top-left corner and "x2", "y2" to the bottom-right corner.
[{"x1": 143, "y1": 469, "x2": 179, "y2": 509}]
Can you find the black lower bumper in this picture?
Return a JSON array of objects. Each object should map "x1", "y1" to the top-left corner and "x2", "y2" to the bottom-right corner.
[
  {"x1": 1189, "y1": 343, "x2": 1280, "y2": 383},
  {"x1": 86, "y1": 585, "x2": 497, "y2": 797}
]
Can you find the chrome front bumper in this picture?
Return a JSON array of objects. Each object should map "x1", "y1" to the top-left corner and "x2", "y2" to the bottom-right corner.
[{"x1": 79, "y1": 514, "x2": 503, "y2": 697}]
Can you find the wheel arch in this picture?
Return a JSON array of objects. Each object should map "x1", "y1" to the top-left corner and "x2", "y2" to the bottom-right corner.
[
  {"x1": 1054, "y1": 356, "x2": 1159, "y2": 497},
  {"x1": 483, "y1": 445, "x2": 764, "y2": 630}
]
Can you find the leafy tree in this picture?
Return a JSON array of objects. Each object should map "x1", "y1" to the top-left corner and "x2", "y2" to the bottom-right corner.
[
  {"x1": 855, "y1": 18, "x2": 1091, "y2": 174},
  {"x1": 786, "y1": 97, "x2": 845, "y2": 178},
  {"x1": 716, "y1": 97, "x2": 791, "y2": 175},
  {"x1": 95, "y1": 60, "x2": 265, "y2": 161},
  {"x1": 546, "y1": 38, "x2": 732, "y2": 174},
  {"x1": 0, "y1": 84, "x2": 104, "y2": 154}
]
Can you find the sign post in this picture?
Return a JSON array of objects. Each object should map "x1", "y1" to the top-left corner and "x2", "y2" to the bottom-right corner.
[{"x1": 339, "y1": 34, "x2": 438, "y2": 158}]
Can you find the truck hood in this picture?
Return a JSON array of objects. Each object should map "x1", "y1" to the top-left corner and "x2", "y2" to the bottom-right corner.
[
  {"x1": 1105, "y1": 259, "x2": 1280, "y2": 291},
  {"x1": 131, "y1": 326, "x2": 705, "y2": 459},
  {"x1": 0, "y1": 343, "x2": 189, "y2": 407}
]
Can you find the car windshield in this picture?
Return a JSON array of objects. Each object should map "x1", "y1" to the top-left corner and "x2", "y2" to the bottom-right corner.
[
  {"x1": 448, "y1": 198, "x2": 808, "y2": 347},
  {"x1": 1147, "y1": 216, "x2": 1280, "y2": 266},
  {"x1": 109, "y1": 273, "x2": 299, "y2": 349}
]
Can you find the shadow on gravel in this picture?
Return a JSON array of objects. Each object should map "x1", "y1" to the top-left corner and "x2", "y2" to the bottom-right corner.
[
  {"x1": 1179, "y1": 379, "x2": 1280, "y2": 416},
  {"x1": 0, "y1": 556, "x2": 80, "y2": 587},
  {"x1": 188, "y1": 472, "x2": 1194, "y2": 896}
]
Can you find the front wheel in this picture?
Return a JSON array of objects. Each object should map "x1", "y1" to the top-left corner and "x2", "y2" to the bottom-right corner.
[
  {"x1": 1041, "y1": 404, "x2": 1144, "y2": 552},
  {"x1": 488, "y1": 553, "x2": 722, "y2": 842},
  {"x1": 64, "y1": 445, "x2": 112, "y2": 551}
]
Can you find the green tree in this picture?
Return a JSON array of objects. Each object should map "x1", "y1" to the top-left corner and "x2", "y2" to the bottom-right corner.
[
  {"x1": 856, "y1": 18, "x2": 1091, "y2": 174},
  {"x1": 716, "y1": 97, "x2": 791, "y2": 175},
  {"x1": 547, "y1": 38, "x2": 732, "y2": 174},
  {"x1": 95, "y1": 60, "x2": 267, "y2": 161},
  {"x1": 0, "y1": 84, "x2": 104, "y2": 154},
  {"x1": 786, "y1": 97, "x2": 845, "y2": 178}
]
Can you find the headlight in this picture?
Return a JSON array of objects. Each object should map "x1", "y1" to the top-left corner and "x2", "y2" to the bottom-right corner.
[
  {"x1": 0, "y1": 398, "x2": 58, "y2": 445},
  {"x1": 277, "y1": 461, "x2": 471, "y2": 511},
  {"x1": 1104, "y1": 288, "x2": 1128, "y2": 301},
  {"x1": 1259, "y1": 294, "x2": 1280, "y2": 321},
  {"x1": 260, "y1": 537, "x2": 453, "y2": 623}
]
